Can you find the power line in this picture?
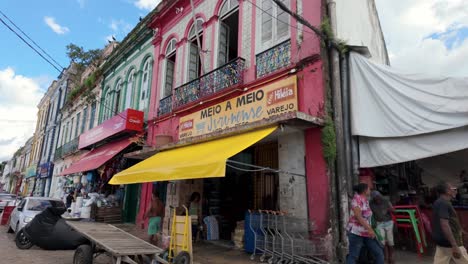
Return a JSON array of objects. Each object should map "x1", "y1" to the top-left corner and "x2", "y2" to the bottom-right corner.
[
  {"x1": 0, "y1": 10, "x2": 64, "y2": 70},
  {"x1": 0, "y1": 16, "x2": 62, "y2": 73}
]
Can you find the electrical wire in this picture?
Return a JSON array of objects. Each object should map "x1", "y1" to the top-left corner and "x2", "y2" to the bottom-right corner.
[
  {"x1": 0, "y1": 16, "x2": 62, "y2": 73},
  {"x1": 0, "y1": 10, "x2": 64, "y2": 70}
]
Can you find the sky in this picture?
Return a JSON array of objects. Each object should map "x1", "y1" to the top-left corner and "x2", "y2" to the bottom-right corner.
[
  {"x1": 0, "y1": 0, "x2": 468, "y2": 162},
  {"x1": 0, "y1": 0, "x2": 162, "y2": 162}
]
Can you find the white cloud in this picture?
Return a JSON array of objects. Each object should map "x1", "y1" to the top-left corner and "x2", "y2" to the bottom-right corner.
[
  {"x1": 134, "y1": 0, "x2": 161, "y2": 11},
  {"x1": 0, "y1": 68, "x2": 44, "y2": 162},
  {"x1": 375, "y1": 0, "x2": 468, "y2": 77},
  {"x1": 44, "y1": 16, "x2": 70, "y2": 35}
]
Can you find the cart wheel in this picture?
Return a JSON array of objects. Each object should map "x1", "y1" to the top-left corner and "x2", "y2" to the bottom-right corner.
[
  {"x1": 74, "y1": 244, "x2": 94, "y2": 264},
  {"x1": 15, "y1": 229, "x2": 33, "y2": 250},
  {"x1": 173, "y1": 251, "x2": 190, "y2": 264},
  {"x1": 250, "y1": 254, "x2": 255, "y2": 261},
  {"x1": 260, "y1": 255, "x2": 266, "y2": 262}
]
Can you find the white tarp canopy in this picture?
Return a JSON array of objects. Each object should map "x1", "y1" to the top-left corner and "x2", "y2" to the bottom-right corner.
[{"x1": 350, "y1": 52, "x2": 468, "y2": 167}]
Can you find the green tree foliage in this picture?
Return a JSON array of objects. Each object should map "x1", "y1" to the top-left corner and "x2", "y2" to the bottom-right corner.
[{"x1": 66, "y1": 43, "x2": 102, "y2": 68}]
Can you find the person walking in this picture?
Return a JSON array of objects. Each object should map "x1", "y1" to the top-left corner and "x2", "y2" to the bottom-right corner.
[
  {"x1": 145, "y1": 190, "x2": 165, "y2": 245},
  {"x1": 432, "y1": 181, "x2": 468, "y2": 264},
  {"x1": 370, "y1": 191, "x2": 395, "y2": 264},
  {"x1": 346, "y1": 183, "x2": 384, "y2": 264}
]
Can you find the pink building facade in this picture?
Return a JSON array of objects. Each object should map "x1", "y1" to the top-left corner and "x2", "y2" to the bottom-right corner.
[{"x1": 138, "y1": 0, "x2": 330, "y2": 239}]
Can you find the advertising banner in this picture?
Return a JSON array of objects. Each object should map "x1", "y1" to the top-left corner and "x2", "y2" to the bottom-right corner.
[
  {"x1": 178, "y1": 75, "x2": 297, "y2": 139},
  {"x1": 79, "y1": 108, "x2": 144, "y2": 149}
]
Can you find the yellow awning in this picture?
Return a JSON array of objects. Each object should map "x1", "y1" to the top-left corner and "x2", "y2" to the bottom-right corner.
[{"x1": 109, "y1": 126, "x2": 277, "y2": 185}]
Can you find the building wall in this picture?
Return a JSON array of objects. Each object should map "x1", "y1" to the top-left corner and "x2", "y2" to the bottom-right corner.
[
  {"x1": 100, "y1": 38, "x2": 154, "y2": 123},
  {"x1": 142, "y1": 0, "x2": 330, "y2": 236},
  {"x1": 335, "y1": 0, "x2": 389, "y2": 64},
  {"x1": 278, "y1": 130, "x2": 308, "y2": 219}
]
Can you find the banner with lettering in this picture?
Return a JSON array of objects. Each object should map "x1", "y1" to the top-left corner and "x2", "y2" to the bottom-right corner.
[{"x1": 178, "y1": 75, "x2": 297, "y2": 139}]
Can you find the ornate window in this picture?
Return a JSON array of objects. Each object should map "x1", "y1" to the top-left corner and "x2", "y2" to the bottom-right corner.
[
  {"x1": 125, "y1": 69, "x2": 136, "y2": 109},
  {"x1": 139, "y1": 58, "x2": 152, "y2": 111},
  {"x1": 187, "y1": 19, "x2": 204, "y2": 81},
  {"x1": 218, "y1": 0, "x2": 239, "y2": 66},
  {"x1": 163, "y1": 39, "x2": 177, "y2": 98}
]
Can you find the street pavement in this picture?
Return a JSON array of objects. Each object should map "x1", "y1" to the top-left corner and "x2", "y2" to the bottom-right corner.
[
  {"x1": 0, "y1": 223, "x2": 434, "y2": 264},
  {"x1": 0, "y1": 225, "x2": 111, "y2": 264}
]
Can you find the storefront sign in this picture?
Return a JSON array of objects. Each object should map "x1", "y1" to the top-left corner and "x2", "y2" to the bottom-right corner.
[
  {"x1": 79, "y1": 108, "x2": 144, "y2": 149},
  {"x1": 25, "y1": 165, "x2": 37, "y2": 178},
  {"x1": 38, "y1": 162, "x2": 54, "y2": 178},
  {"x1": 178, "y1": 75, "x2": 298, "y2": 139}
]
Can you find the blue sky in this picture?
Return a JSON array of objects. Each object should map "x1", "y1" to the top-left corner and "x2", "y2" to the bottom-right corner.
[
  {"x1": 0, "y1": 0, "x2": 161, "y2": 162},
  {"x1": 0, "y1": 0, "x2": 158, "y2": 81}
]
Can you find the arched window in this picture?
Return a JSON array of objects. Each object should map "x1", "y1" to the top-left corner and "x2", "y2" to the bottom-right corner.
[
  {"x1": 139, "y1": 58, "x2": 152, "y2": 111},
  {"x1": 163, "y1": 39, "x2": 177, "y2": 99},
  {"x1": 103, "y1": 87, "x2": 112, "y2": 120},
  {"x1": 218, "y1": 0, "x2": 239, "y2": 66},
  {"x1": 188, "y1": 19, "x2": 204, "y2": 81},
  {"x1": 114, "y1": 79, "x2": 122, "y2": 114},
  {"x1": 125, "y1": 69, "x2": 136, "y2": 109}
]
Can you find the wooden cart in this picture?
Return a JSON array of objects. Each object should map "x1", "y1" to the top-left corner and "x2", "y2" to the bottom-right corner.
[{"x1": 66, "y1": 221, "x2": 168, "y2": 264}]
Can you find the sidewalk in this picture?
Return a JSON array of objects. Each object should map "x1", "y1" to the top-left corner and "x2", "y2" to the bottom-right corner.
[{"x1": 116, "y1": 223, "x2": 434, "y2": 264}]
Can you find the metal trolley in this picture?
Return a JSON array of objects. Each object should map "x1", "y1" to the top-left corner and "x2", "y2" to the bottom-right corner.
[{"x1": 248, "y1": 210, "x2": 329, "y2": 264}]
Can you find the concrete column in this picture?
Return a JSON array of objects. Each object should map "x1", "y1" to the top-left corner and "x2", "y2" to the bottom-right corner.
[{"x1": 278, "y1": 130, "x2": 308, "y2": 219}]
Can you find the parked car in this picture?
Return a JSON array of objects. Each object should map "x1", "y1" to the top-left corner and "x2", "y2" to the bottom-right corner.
[
  {"x1": 0, "y1": 193, "x2": 17, "y2": 212},
  {"x1": 8, "y1": 197, "x2": 66, "y2": 233}
]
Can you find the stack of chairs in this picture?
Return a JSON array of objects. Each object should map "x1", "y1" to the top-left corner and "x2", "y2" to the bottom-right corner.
[{"x1": 392, "y1": 205, "x2": 428, "y2": 257}]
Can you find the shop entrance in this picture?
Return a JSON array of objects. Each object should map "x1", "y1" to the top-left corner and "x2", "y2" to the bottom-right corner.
[{"x1": 202, "y1": 141, "x2": 279, "y2": 242}]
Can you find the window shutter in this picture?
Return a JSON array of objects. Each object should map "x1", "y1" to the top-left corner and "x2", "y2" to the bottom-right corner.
[
  {"x1": 276, "y1": 0, "x2": 289, "y2": 39},
  {"x1": 188, "y1": 43, "x2": 199, "y2": 81},
  {"x1": 164, "y1": 60, "x2": 175, "y2": 97},
  {"x1": 261, "y1": 0, "x2": 273, "y2": 45},
  {"x1": 218, "y1": 22, "x2": 229, "y2": 66}
]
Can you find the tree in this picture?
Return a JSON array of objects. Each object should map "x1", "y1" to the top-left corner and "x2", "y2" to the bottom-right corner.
[{"x1": 66, "y1": 43, "x2": 102, "y2": 68}]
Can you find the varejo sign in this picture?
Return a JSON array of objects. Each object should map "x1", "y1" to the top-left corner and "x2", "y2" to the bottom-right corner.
[{"x1": 179, "y1": 75, "x2": 298, "y2": 139}]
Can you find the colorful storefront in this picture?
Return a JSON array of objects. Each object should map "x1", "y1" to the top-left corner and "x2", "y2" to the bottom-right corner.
[
  {"x1": 60, "y1": 109, "x2": 145, "y2": 223},
  {"x1": 23, "y1": 165, "x2": 37, "y2": 196},
  {"x1": 112, "y1": 73, "x2": 328, "y2": 245}
]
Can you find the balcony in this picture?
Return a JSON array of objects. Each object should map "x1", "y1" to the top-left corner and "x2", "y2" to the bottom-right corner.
[
  {"x1": 54, "y1": 137, "x2": 79, "y2": 160},
  {"x1": 256, "y1": 40, "x2": 291, "y2": 78},
  {"x1": 158, "y1": 94, "x2": 173, "y2": 116},
  {"x1": 157, "y1": 57, "x2": 245, "y2": 116}
]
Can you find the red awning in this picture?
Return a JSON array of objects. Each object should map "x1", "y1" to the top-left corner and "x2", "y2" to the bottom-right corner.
[{"x1": 60, "y1": 138, "x2": 134, "y2": 176}]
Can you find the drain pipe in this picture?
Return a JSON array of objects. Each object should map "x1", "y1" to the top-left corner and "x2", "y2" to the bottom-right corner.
[{"x1": 326, "y1": 0, "x2": 349, "y2": 260}]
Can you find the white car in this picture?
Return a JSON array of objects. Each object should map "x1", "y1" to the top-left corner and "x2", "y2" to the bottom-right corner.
[{"x1": 8, "y1": 197, "x2": 66, "y2": 233}]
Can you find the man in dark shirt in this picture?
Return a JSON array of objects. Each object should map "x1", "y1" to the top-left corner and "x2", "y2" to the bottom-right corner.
[
  {"x1": 370, "y1": 191, "x2": 395, "y2": 264},
  {"x1": 432, "y1": 181, "x2": 468, "y2": 264}
]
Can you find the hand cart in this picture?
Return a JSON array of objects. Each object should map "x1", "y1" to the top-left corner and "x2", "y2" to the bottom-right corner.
[{"x1": 67, "y1": 221, "x2": 190, "y2": 264}]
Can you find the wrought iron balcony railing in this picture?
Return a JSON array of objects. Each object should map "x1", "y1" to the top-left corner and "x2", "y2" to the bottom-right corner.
[
  {"x1": 172, "y1": 57, "x2": 245, "y2": 111},
  {"x1": 158, "y1": 94, "x2": 173, "y2": 116},
  {"x1": 256, "y1": 40, "x2": 291, "y2": 78},
  {"x1": 54, "y1": 137, "x2": 79, "y2": 160}
]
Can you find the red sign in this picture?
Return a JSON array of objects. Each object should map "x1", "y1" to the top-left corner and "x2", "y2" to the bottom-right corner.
[{"x1": 78, "y1": 108, "x2": 144, "y2": 149}]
